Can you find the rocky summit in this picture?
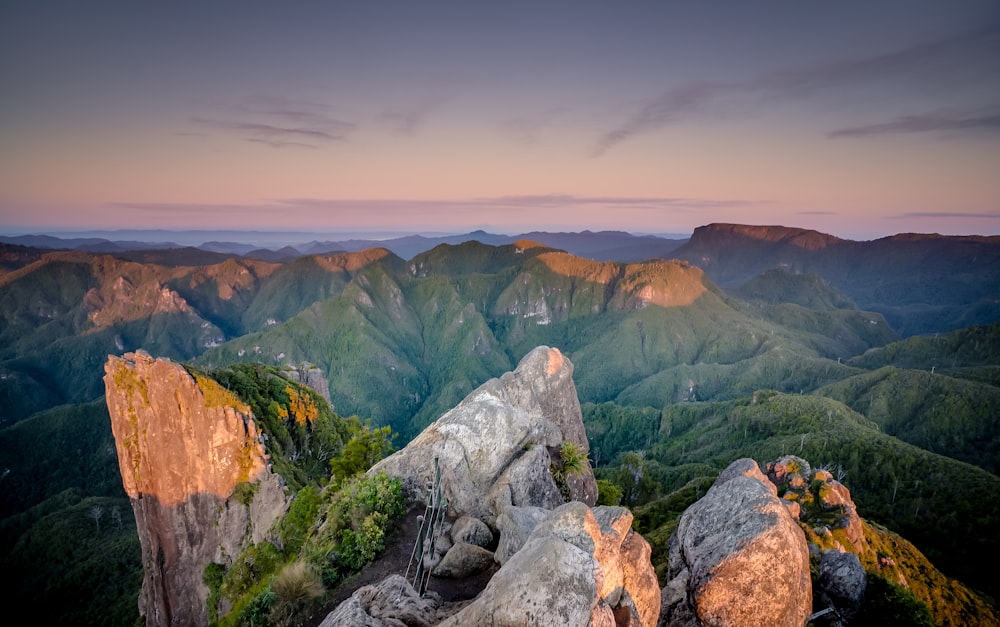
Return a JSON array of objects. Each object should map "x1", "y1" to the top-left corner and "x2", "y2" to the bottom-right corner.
[
  {"x1": 370, "y1": 345, "x2": 599, "y2": 524},
  {"x1": 330, "y1": 346, "x2": 660, "y2": 626}
]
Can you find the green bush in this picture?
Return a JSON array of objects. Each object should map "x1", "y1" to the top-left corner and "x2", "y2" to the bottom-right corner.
[{"x1": 596, "y1": 479, "x2": 623, "y2": 506}]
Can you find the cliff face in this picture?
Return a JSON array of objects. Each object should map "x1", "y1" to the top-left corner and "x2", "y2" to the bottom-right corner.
[
  {"x1": 104, "y1": 351, "x2": 288, "y2": 626},
  {"x1": 371, "y1": 345, "x2": 599, "y2": 523}
]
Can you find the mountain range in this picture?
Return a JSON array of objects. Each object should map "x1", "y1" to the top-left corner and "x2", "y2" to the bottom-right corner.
[{"x1": 0, "y1": 223, "x2": 998, "y2": 624}]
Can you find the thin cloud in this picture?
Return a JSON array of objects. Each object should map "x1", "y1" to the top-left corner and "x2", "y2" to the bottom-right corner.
[
  {"x1": 191, "y1": 117, "x2": 352, "y2": 143},
  {"x1": 187, "y1": 96, "x2": 356, "y2": 148},
  {"x1": 108, "y1": 202, "x2": 273, "y2": 214},
  {"x1": 593, "y1": 24, "x2": 1000, "y2": 156},
  {"x1": 377, "y1": 100, "x2": 441, "y2": 136},
  {"x1": 889, "y1": 211, "x2": 1000, "y2": 220},
  {"x1": 828, "y1": 108, "x2": 1000, "y2": 138},
  {"x1": 279, "y1": 194, "x2": 763, "y2": 214},
  {"x1": 246, "y1": 138, "x2": 320, "y2": 149},
  {"x1": 485, "y1": 194, "x2": 760, "y2": 210},
  {"x1": 500, "y1": 107, "x2": 570, "y2": 145}
]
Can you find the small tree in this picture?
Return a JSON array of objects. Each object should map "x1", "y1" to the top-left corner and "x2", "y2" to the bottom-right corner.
[
  {"x1": 86, "y1": 505, "x2": 104, "y2": 533},
  {"x1": 329, "y1": 424, "x2": 395, "y2": 487}
]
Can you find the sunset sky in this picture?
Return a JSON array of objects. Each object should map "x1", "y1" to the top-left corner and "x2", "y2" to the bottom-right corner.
[{"x1": 1, "y1": 1, "x2": 998, "y2": 240}]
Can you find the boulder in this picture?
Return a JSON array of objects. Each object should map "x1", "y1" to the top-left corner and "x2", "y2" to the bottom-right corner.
[
  {"x1": 661, "y1": 458, "x2": 812, "y2": 627},
  {"x1": 370, "y1": 346, "x2": 597, "y2": 525},
  {"x1": 816, "y1": 550, "x2": 867, "y2": 620},
  {"x1": 432, "y1": 542, "x2": 496, "y2": 578},
  {"x1": 438, "y1": 502, "x2": 660, "y2": 627},
  {"x1": 450, "y1": 515, "x2": 494, "y2": 548},
  {"x1": 494, "y1": 504, "x2": 550, "y2": 565},
  {"x1": 319, "y1": 574, "x2": 443, "y2": 627}
]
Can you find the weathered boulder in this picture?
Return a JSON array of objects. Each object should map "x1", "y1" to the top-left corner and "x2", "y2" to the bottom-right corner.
[
  {"x1": 450, "y1": 515, "x2": 494, "y2": 548},
  {"x1": 432, "y1": 542, "x2": 496, "y2": 578},
  {"x1": 370, "y1": 346, "x2": 598, "y2": 524},
  {"x1": 104, "y1": 352, "x2": 288, "y2": 626},
  {"x1": 319, "y1": 574, "x2": 445, "y2": 627},
  {"x1": 661, "y1": 458, "x2": 812, "y2": 627},
  {"x1": 494, "y1": 504, "x2": 550, "y2": 565},
  {"x1": 438, "y1": 502, "x2": 660, "y2": 627},
  {"x1": 816, "y1": 550, "x2": 867, "y2": 620}
]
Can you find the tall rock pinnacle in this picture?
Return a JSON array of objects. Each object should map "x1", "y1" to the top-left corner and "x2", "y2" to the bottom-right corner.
[{"x1": 104, "y1": 351, "x2": 288, "y2": 626}]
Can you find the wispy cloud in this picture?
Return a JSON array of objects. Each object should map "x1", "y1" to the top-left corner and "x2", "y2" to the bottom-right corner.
[
  {"x1": 500, "y1": 107, "x2": 570, "y2": 145},
  {"x1": 889, "y1": 211, "x2": 1000, "y2": 220},
  {"x1": 593, "y1": 24, "x2": 1000, "y2": 156},
  {"x1": 187, "y1": 97, "x2": 355, "y2": 148},
  {"x1": 828, "y1": 107, "x2": 1000, "y2": 138},
  {"x1": 377, "y1": 100, "x2": 442, "y2": 136},
  {"x1": 111, "y1": 194, "x2": 761, "y2": 217}
]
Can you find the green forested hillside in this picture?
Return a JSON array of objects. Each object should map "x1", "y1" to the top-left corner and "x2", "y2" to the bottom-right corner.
[
  {"x1": 198, "y1": 242, "x2": 895, "y2": 438},
  {"x1": 675, "y1": 224, "x2": 1000, "y2": 336},
  {"x1": 1, "y1": 235, "x2": 998, "y2": 623},
  {"x1": 0, "y1": 250, "x2": 390, "y2": 425},
  {"x1": 588, "y1": 392, "x2": 1000, "y2": 601},
  {"x1": 817, "y1": 366, "x2": 1000, "y2": 474}
]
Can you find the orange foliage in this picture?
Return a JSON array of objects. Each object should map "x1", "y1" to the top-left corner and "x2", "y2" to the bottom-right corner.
[{"x1": 285, "y1": 386, "x2": 319, "y2": 426}]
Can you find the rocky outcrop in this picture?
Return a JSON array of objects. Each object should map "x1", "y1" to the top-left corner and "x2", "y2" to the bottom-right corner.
[
  {"x1": 438, "y1": 503, "x2": 659, "y2": 626},
  {"x1": 328, "y1": 347, "x2": 658, "y2": 626},
  {"x1": 660, "y1": 458, "x2": 812, "y2": 627},
  {"x1": 319, "y1": 575, "x2": 454, "y2": 627},
  {"x1": 370, "y1": 346, "x2": 598, "y2": 524},
  {"x1": 104, "y1": 351, "x2": 288, "y2": 627},
  {"x1": 280, "y1": 362, "x2": 331, "y2": 404},
  {"x1": 332, "y1": 503, "x2": 660, "y2": 626}
]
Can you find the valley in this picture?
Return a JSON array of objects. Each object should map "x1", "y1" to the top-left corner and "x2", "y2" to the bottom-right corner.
[{"x1": 1, "y1": 224, "x2": 998, "y2": 625}]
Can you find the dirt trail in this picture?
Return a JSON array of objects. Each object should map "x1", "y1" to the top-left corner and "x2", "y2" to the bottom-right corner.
[{"x1": 308, "y1": 507, "x2": 497, "y2": 625}]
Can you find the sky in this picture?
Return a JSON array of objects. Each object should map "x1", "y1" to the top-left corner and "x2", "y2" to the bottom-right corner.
[{"x1": 1, "y1": 1, "x2": 998, "y2": 240}]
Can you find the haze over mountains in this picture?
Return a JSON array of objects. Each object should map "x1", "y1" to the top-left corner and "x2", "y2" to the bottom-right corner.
[{"x1": 1, "y1": 223, "x2": 998, "y2": 624}]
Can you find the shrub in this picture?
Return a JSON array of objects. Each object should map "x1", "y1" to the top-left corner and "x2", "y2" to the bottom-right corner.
[
  {"x1": 269, "y1": 560, "x2": 325, "y2": 627},
  {"x1": 596, "y1": 479, "x2": 623, "y2": 506}
]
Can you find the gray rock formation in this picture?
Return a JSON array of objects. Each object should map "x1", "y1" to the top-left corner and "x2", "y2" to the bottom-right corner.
[
  {"x1": 319, "y1": 574, "x2": 450, "y2": 627},
  {"x1": 432, "y1": 542, "x2": 496, "y2": 578},
  {"x1": 281, "y1": 361, "x2": 331, "y2": 404},
  {"x1": 816, "y1": 550, "x2": 867, "y2": 621},
  {"x1": 450, "y1": 515, "x2": 494, "y2": 548},
  {"x1": 494, "y1": 504, "x2": 551, "y2": 565},
  {"x1": 325, "y1": 347, "x2": 659, "y2": 626},
  {"x1": 370, "y1": 346, "x2": 598, "y2": 524},
  {"x1": 438, "y1": 502, "x2": 660, "y2": 627},
  {"x1": 660, "y1": 458, "x2": 812, "y2": 627},
  {"x1": 104, "y1": 352, "x2": 288, "y2": 627}
]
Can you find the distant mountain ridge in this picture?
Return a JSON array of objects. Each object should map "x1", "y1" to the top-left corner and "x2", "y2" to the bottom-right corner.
[
  {"x1": 0, "y1": 229, "x2": 688, "y2": 264},
  {"x1": 674, "y1": 223, "x2": 1000, "y2": 335}
]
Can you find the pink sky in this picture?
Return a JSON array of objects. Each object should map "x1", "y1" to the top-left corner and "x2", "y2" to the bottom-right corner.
[{"x1": 2, "y1": 1, "x2": 998, "y2": 240}]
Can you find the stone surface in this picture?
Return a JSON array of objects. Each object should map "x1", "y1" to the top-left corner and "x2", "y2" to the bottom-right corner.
[
  {"x1": 450, "y1": 515, "x2": 494, "y2": 548},
  {"x1": 437, "y1": 502, "x2": 660, "y2": 626},
  {"x1": 661, "y1": 458, "x2": 811, "y2": 627},
  {"x1": 104, "y1": 352, "x2": 288, "y2": 627},
  {"x1": 319, "y1": 574, "x2": 444, "y2": 627},
  {"x1": 432, "y1": 542, "x2": 496, "y2": 578},
  {"x1": 494, "y1": 504, "x2": 550, "y2": 565},
  {"x1": 370, "y1": 346, "x2": 597, "y2": 524},
  {"x1": 817, "y1": 550, "x2": 867, "y2": 620},
  {"x1": 280, "y1": 362, "x2": 331, "y2": 404}
]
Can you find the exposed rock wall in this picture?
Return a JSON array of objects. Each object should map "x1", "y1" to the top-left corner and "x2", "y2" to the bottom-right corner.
[
  {"x1": 104, "y1": 351, "x2": 288, "y2": 626},
  {"x1": 370, "y1": 345, "x2": 598, "y2": 523}
]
